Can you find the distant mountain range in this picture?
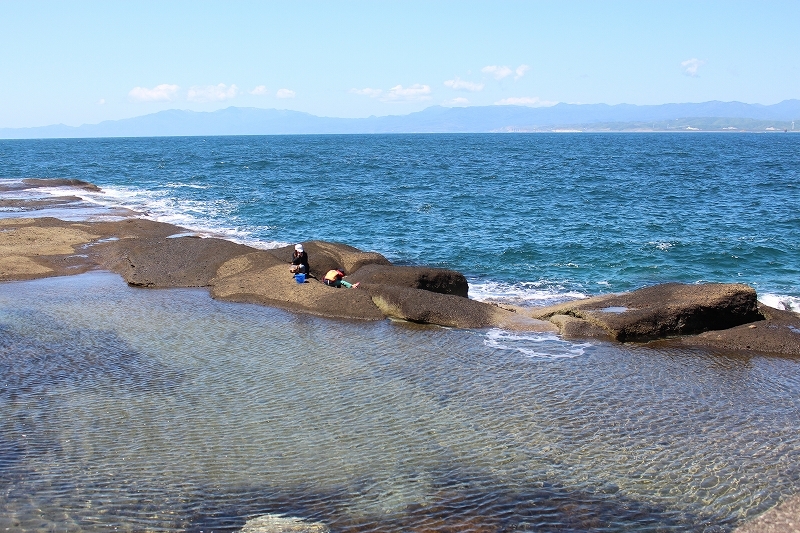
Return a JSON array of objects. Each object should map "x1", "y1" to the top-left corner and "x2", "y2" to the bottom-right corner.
[{"x1": 2, "y1": 100, "x2": 800, "y2": 138}]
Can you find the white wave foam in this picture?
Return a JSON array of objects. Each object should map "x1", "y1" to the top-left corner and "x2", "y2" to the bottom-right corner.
[
  {"x1": 648, "y1": 241, "x2": 674, "y2": 251},
  {"x1": 28, "y1": 184, "x2": 290, "y2": 249},
  {"x1": 484, "y1": 328, "x2": 591, "y2": 359},
  {"x1": 759, "y1": 293, "x2": 800, "y2": 313},
  {"x1": 469, "y1": 279, "x2": 587, "y2": 308}
]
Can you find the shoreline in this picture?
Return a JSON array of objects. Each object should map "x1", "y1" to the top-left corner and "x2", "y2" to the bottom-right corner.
[{"x1": 1, "y1": 179, "x2": 799, "y2": 356}]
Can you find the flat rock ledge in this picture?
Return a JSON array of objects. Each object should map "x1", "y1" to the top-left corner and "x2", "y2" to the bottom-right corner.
[
  {"x1": 0, "y1": 217, "x2": 552, "y2": 332},
  {"x1": 2, "y1": 216, "x2": 798, "y2": 354}
]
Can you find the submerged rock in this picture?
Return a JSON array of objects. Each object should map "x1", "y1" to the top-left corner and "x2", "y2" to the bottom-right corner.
[
  {"x1": 733, "y1": 493, "x2": 800, "y2": 532},
  {"x1": 239, "y1": 514, "x2": 329, "y2": 533}
]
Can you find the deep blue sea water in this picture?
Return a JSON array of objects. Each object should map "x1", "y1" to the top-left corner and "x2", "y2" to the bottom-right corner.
[{"x1": 2, "y1": 133, "x2": 798, "y2": 308}]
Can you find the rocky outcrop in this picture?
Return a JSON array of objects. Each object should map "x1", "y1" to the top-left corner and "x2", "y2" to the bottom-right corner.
[
  {"x1": 1, "y1": 216, "x2": 798, "y2": 351},
  {"x1": 529, "y1": 283, "x2": 763, "y2": 342},
  {"x1": 679, "y1": 304, "x2": 800, "y2": 356},
  {"x1": 266, "y1": 241, "x2": 391, "y2": 281},
  {"x1": 210, "y1": 250, "x2": 386, "y2": 320},
  {"x1": 96, "y1": 235, "x2": 253, "y2": 288},
  {"x1": 21, "y1": 178, "x2": 102, "y2": 192},
  {"x1": 367, "y1": 284, "x2": 556, "y2": 331},
  {"x1": 347, "y1": 263, "x2": 469, "y2": 297}
]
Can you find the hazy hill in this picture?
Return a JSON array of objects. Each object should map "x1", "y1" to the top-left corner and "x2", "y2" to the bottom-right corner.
[{"x1": 2, "y1": 100, "x2": 799, "y2": 138}]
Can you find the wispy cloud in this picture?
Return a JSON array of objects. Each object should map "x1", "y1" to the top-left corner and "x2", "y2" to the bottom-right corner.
[
  {"x1": 444, "y1": 97, "x2": 470, "y2": 106},
  {"x1": 351, "y1": 84, "x2": 432, "y2": 102},
  {"x1": 276, "y1": 88, "x2": 296, "y2": 99},
  {"x1": 494, "y1": 96, "x2": 557, "y2": 107},
  {"x1": 187, "y1": 83, "x2": 239, "y2": 102},
  {"x1": 350, "y1": 87, "x2": 383, "y2": 98},
  {"x1": 384, "y1": 84, "x2": 432, "y2": 102},
  {"x1": 128, "y1": 84, "x2": 180, "y2": 102},
  {"x1": 444, "y1": 77, "x2": 484, "y2": 92},
  {"x1": 249, "y1": 85, "x2": 269, "y2": 96},
  {"x1": 97, "y1": 98, "x2": 106, "y2": 105},
  {"x1": 681, "y1": 58, "x2": 705, "y2": 77},
  {"x1": 482, "y1": 64, "x2": 530, "y2": 81},
  {"x1": 482, "y1": 65, "x2": 513, "y2": 80}
]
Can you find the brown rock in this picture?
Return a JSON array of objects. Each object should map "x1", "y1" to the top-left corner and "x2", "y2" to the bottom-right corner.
[
  {"x1": 0, "y1": 217, "x2": 101, "y2": 280},
  {"x1": 530, "y1": 283, "x2": 762, "y2": 342},
  {"x1": 679, "y1": 304, "x2": 800, "y2": 356},
  {"x1": 20, "y1": 178, "x2": 102, "y2": 192},
  {"x1": 548, "y1": 314, "x2": 611, "y2": 339},
  {"x1": 95, "y1": 236, "x2": 253, "y2": 288},
  {"x1": 211, "y1": 252, "x2": 385, "y2": 320},
  {"x1": 366, "y1": 284, "x2": 555, "y2": 331},
  {"x1": 266, "y1": 240, "x2": 390, "y2": 280},
  {"x1": 347, "y1": 263, "x2": 469, "y2": 297}
]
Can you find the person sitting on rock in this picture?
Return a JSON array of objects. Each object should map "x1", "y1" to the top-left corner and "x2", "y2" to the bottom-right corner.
[
  {"x1": 289, "y1": 244, "x2": 309, "y2": 275},
  {"x1": 323, "y1": 269, "x2": 359, "y2": 288}
]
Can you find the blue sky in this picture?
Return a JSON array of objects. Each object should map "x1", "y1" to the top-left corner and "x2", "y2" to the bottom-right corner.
[{"x1": 1, "y1": 0, "x2": 798, "y2": 128}]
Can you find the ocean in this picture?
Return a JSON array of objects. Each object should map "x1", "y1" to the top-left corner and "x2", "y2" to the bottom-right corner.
[{"x1": 1, "y1": 133, "x2": 799, "y2": 531}]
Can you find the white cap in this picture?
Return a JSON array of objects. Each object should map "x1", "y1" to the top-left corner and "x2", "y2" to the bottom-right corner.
[{"x1": 295, "y1": 244, "x2": 304, "y2": 252}]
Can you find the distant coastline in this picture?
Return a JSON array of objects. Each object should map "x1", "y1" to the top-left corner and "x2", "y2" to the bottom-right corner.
[{"x1": 1, "y1": 100, "x2": 799, "y2": 139}]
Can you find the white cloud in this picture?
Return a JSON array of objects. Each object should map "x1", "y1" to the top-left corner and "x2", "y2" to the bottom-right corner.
[
  {"x1": 482, "y1": 65, "x2": 513, "y2": 80},
  {"x1": 443, "y1": 77, "x2": 484, "y2": 92},
  {"x1": 128, "y1": 84, "x2": 180, "y2": 102},
  {"x1": 187, "y1": 83, "x2": 239, "y2": 102},
  {"x1": 681, "y1": 58, "x2": 705, "y2": 77},
  {"x1": 97, "y1": 98, "x2": 106, "y2": 105},
  {"x1": 445, "y1": 97, "x2": 470, "y2": 106},
  {"x1": 350, "y1": 87, "x2": 383, "y2": 98},
  {"x1": 494, "y1": 96, "x2": 557, "y2": 107},
  {"x1": 249, "y1": 85, "x2": 269, "y2": 96},
  {"x1": 383, "y1": 84, "x2": 432, "y2": 102},
  {"x1": 482, "y1": 64, "x2": 530, "y2": 81},
  {"x1": 276, "y1": 88, "x2": 296, "y2": 99}
]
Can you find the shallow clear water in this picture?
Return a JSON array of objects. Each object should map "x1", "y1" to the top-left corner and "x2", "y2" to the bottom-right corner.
[{"x1": 2, "y1": 273, "x2": 800, "y2": 531}]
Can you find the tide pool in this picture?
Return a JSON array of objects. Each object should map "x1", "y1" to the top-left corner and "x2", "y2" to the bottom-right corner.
[{"x1": 1, "y1": 272, "x2": 800, "y2": 531}]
